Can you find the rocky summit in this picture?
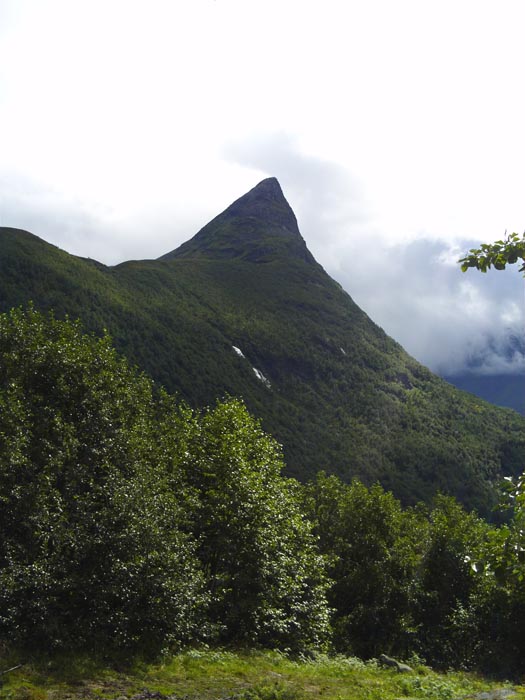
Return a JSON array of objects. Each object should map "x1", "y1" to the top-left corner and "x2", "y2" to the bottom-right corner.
[{"x1": 161, "y1": 178, "x2": 316, "y2": 264}]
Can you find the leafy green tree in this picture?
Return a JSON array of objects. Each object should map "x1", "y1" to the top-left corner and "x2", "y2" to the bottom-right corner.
[
  {"x1": 305, "y1": 473, "x2": 425, "y2": 658},
  {"x1": 0, "y1": 307, "x2": 205, "y2": 653},
  {"x1": 458, "y1": 481, "x2": 525, "y2": 675},
  {"x1": 414, "y1": 496, "x2": 490, "y2": 668},
  {"x1": 476, "y1": 528, "x2": 525, "y2": 675},
  {"x1": 180, "y1": 399, "x2": 331, "y2": 651}
]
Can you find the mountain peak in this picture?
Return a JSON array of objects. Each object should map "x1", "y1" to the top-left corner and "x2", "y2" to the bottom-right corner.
[
  {"x1": 161, "y1": 178, "x2": 316, "y2": 264},
  {"x1": 248, "y1": 176, "x2": 286, "y2": 199},
  {"x1": 222, "y1": 177, "x2": 300, "y2": 236}
]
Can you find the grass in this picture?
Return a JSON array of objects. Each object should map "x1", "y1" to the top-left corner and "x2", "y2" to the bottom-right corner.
[{"x1": 1, "y1": 649, "x2": 523, "y2": 700}]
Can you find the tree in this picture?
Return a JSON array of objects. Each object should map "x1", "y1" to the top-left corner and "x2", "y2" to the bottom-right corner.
[
  {"x1": 414, "y1": 496, "x2": 490, "y2": 668},
  {"x1": 305, "y1": 473, "x2": 424, "y2": 658},
  {"x1": 180, "y1": 399, "x2": 331, "y2": 651},
  {"x1": 0, "y1": 307, "x2": 205, "y2": 653}
]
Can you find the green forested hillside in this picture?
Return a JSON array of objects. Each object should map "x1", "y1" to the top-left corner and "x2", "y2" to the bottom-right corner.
[{"x1": 0, "y1": 178, "x2": 524, "y2": 515}]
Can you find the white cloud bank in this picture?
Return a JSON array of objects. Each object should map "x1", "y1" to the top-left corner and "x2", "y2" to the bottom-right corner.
[{"x1": 336, "y1": 238, "x2": 525, "y2": 376}]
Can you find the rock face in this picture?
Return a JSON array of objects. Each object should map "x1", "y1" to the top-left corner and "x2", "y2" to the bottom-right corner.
[
  {"x1": 160, "y1": 177, "x2": 317, "y2": 264},
  {"x1": 378, "y1": 654, "x2": 413, "y2": 673}
]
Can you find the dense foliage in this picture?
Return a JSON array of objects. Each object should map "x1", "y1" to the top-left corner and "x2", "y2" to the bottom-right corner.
[
  {"x1": 0, "y1": 307, "x2": 205, "y2": 652},
  {"x1": 305, "y1": 474, "x2": 525, "y2": 676},
  {"x1": 305, "y1": 474, "x2": 423, "y2": 659},
  {"x1": 0, "y1": 307, "x2": 330, "y2": 655},
  {"x1": 180, "y1": 401, "x2": 330, "y2": 650},
  {"x1": 1, "y1": 307, "x2": 525, "y2": 675}
]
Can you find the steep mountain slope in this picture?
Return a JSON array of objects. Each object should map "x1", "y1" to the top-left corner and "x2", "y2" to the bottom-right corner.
[{"x1": 1, "y1": 178, "x2": 524, "y2": 515}]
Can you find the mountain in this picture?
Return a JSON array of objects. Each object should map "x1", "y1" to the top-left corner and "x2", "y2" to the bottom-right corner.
[
  {"x1": 1, "y1": 178, "x2": 524, "y2": 516},
  {"x1": 443, "y1": 373, "x2": 525, "y2": 415}
]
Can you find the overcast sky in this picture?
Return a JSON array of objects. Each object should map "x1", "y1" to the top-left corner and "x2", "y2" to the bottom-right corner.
[{"x1": 1, "y1": 0, "x2": 524, "y2": 376}]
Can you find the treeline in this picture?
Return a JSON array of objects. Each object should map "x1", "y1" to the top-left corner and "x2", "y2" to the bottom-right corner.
[{"x1": 0, "y1": 308, "x2": 524, "y2": 676}]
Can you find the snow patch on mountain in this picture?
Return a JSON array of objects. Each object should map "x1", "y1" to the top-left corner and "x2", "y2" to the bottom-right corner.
[{"x1": 252, "y1": 367, "x2": 271, "y2": 388}]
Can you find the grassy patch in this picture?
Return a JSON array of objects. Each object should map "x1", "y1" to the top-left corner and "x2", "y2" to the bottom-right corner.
[{"x1": 1, "y1": 649, "x2": 523, "y2": 700}]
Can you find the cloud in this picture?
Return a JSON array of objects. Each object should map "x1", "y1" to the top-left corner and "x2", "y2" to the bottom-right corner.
[
  {"x1": 0, "y1": 171, "x2": 202, "y2": 264},
  {"x1": 332, "y1": 237, "x2": 525, "y2": 376},
  {"x1": 225, "y1": 132, "x2": 525, "y2": 377},
  {"x1": 0, "y1": 172, "x2": 110, "y2": 256}
]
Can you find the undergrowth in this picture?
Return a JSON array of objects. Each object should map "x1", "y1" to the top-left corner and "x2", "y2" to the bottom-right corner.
[{"x1": 1, "y1": 649, "x2": 523, "y2": 700}]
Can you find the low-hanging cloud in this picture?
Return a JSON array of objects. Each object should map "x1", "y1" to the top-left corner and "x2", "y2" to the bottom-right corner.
[
  {"x1": 0, "y1": 171, "x2": 197, "y2": 264},
  {"x1": 225, "y1": 132, "x2": 525, "y2": 377},
  {"x1": 336, "y1": 237, "x2": 525, "y2": 376},
  {"x1": 0, "y1": 172, "x2": 113, "y2": 258}
]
